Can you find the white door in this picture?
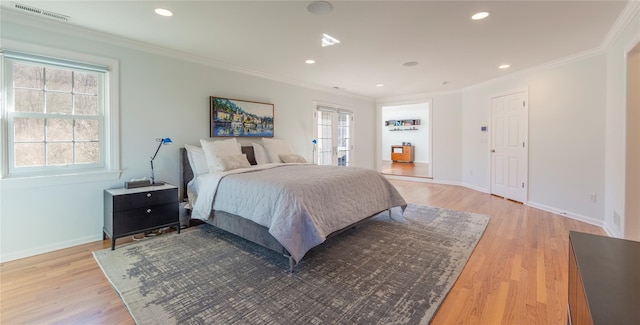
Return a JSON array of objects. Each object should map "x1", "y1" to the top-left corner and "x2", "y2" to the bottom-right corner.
[
  {"x1": 315, "y1": 107, "x2": 352, "y2": 166},
  {"x1": 491, "y1": 91, "x2": 528, "y2": 202}
]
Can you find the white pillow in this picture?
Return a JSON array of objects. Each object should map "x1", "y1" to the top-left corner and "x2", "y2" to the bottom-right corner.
[
  {"x1": 217, "y1": 154, "x2": 251, "y2": 171},
  {"x1": 252, "y1": 143, "x2": 270, "y2": 164},
  {"x1": 184, "y1": 144, "x2": 209, "y2": 176},
  {"x1": 279, "y1": 154, "x2": 307, "y2": 164},
  {"x1": 200, "y1": 138, "x2": 242, "y2": 172},
  {"x1": 262, "y1": 138, "x2": 293, "y2": 163}
]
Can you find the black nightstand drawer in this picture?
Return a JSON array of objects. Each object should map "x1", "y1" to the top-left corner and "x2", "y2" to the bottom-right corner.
[
  {"x1": 113, "y1": 203, "x2": 178, "y2": 235},
  {"x1": 104, "y1": 184, "x2": 180, "y2": 249},
  {"x1": 112, "y1": 188, "x2": 177, "y2": 211}
]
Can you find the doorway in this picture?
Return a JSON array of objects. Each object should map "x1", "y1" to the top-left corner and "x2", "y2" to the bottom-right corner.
[
  {"x1": 625, "y1": 42, "x2": 640, "y2": 241},
  {"x1": 490, "y1": 89, "x2": 528, "y2": 203},
  {"x1": 380, "y1": 102, "x2": 432, "y2": 178}
]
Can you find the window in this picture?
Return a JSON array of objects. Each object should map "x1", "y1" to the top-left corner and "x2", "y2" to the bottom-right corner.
[
  {"x1": 1, "y1": 48, "x2": 119, "y2": 181},
  {"x1": 314, "y1": 105, "x2": 353, "y2": 166}
]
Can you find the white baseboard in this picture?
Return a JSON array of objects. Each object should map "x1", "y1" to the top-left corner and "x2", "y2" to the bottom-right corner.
[
  {"x1": 383, "y1": 175, "x2": 435, "y2": 183},
  {"x1": 384, "y1": 176, "x2": 491, "y2": 192},
  {"x1": 0, "y1": 234, "x2": 102, "y2": 263},
  {"x1": 601, "y1": 223, "x2": 619, "y2": 237},
  {"x1": 430, "y1": 179, "x2": 463, "y2": 186},
  {"x1": 460, "y1": 183, "x2": 489, "y2": 194},
  {"x1": 526, "y1": 201, "x2": 606, "y2": 230},
  {"x1": 387, "y1": 176, "x2": 610, "y2": 235},
  {"x1": 383, "y1": 175, "x2": 468, "y2": 187}
]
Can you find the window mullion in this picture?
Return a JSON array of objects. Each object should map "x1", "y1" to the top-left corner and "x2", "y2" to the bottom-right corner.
[
  {"x1": 43, "y1": 118, "x2": 48, "y2": 166},
  {"x1": 12, "y1": 112, "x2": 77, "y2": 119}
]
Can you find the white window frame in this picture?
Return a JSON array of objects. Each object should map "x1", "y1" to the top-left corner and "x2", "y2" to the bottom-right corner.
[{"x1": 0, "y1": 41, "x2": 120, "y2": 188}]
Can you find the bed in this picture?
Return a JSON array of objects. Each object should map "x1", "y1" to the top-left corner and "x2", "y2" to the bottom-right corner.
[{"x1": 180, "y1": 145, "x2": 407, "y2": 271}]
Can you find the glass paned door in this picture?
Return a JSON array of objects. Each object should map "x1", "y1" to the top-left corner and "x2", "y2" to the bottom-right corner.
[
  {"x1": 317, "y1": 110, "x2": 333, "y2": 165},
  {"x1": 315, "y1": 107, "x2": 352, "y2": 166},
  {"x1": 337, "y1": 112, "x2": 351, "y2": 166}
]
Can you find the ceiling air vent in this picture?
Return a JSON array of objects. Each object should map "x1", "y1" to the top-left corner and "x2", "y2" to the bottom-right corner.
[{"x1": 12, "y1": 2, "x2": 70, "y2": 22}]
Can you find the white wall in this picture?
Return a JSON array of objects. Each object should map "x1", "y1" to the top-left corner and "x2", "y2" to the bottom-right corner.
[
  {"x1": 0, "y1": 13, "x2": 375, "y2": 262},
  {"x1": 432, "y1": 93, "x2": 463, "y2": 183},
  {"x1": 605, "y1": 6, "x2": 640, "y2": 238},
  {"x1": 460, "y1": 54, "x2": 608, "y2": 224},
  {"x1": 381, "y1": 103, "x2": 429, "y2": 162}
]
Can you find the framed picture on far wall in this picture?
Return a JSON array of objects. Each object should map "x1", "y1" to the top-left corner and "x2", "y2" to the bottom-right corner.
[{"x1": 210, "y1": 96, "x2": 274, "y2": 137}]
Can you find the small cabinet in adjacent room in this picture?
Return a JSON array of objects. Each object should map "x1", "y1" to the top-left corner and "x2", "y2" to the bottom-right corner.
[{"x1": 391, "y1": 145, "x2": 415, "y2": 162}]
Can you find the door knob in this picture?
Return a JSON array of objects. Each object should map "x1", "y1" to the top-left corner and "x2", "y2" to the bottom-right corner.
[{"x1": 491, "y1": 149, "x2": 495, "y2": 153}]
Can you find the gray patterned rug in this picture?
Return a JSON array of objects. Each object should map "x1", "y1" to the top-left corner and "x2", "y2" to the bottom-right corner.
[{"x1": 93, "y1": 204, "x2": 489, "y2": 325}]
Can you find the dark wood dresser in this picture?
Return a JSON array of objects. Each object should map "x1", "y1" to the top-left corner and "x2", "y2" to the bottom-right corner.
[
  {"x1": 568, "y1": 231, "x2": 640, "y2": 325},
  {"x1": 103, "y1": 184, "x2": 180, "y2": 250}
]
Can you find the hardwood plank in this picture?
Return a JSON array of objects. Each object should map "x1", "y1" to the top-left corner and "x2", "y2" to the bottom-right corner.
[
  {"x1": 387, "y1": 181, "x2": 605, "y2": 325},
  {"x1": 381, "y1": 161, "x2": 431, "y2": 178},
  {"x1": 1, "y1": 236, "x2": 137, "y2": 324},
  {"x1": 0, "y1": 181, "x2": 605, "y2": 324}
]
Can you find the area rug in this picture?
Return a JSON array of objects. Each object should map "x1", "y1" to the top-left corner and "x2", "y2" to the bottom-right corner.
[{"x1": 93, "y1": 204, "x2": 489, "y2": 325}]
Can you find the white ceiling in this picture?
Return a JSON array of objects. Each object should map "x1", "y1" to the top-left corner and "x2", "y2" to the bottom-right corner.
[{"x1": 1, "y1": 1, "x2": 630, "y2": 99}]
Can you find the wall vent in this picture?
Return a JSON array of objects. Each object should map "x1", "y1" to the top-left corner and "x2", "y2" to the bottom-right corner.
[{"x1": 12, "y1": 2, "x2": 70, "y2": 22}]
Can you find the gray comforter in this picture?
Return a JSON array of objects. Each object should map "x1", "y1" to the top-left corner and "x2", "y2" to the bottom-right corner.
[{"x1": 204, "y1": 164, "x2": 406, "y2": 262}]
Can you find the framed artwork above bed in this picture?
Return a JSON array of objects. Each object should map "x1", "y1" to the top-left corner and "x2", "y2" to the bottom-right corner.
[{"x1": 210, "y1": 96, "x2": 274, "y2": 137}]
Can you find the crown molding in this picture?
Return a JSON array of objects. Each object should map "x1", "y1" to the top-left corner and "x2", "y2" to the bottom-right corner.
[
  {"x1": 0, "y1": 9, "x2": 372, "y2": 102},
  {"x1": 601, "y1": 0, "x2": 640, "y2": 50},
  {"x1": 463, "y1": 1, "x2": 639, "y2": 94},
  {"x1": 377, "y1": 42, "x2": 599, "y2": 103},
  {"x1": 376, "y1": 89, "x2": 460, "y2": 105},
  {"x1": 461, "y1": 47, "x2": 604, "y2": 94},
  {"x1": 3, "y1": 2, "x2": 635, "y2": 104}
]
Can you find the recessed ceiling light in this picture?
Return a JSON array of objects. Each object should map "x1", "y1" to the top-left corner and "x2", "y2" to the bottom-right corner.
[
  {"x1": 472, "y1": 12, "x2": 489, "y2": 20},
  {"x1": 307, "y1": 1, "x2": 333, "y2": 15},
  {"x1": 322, "y1": 33, "x2": 340, "y2": 47},
  {"x1": 154, "y1": 8, "x2": 173, "y2": 17},
  {"x1": 305, "y1": 59, "x2": 316, "y2": 64},
  {"x1": 499, "y1": 64, "x2": 511, "y2": 69},
  {"x1": 376, "y1": 84, "x2": 384, "y2": 87},
  {"x1": 403, "y1": 61, "x2": 419, "y2": 67}
]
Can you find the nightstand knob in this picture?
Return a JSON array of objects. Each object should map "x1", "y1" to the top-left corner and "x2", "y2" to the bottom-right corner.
[
  {"x1": 146, "y1": 193, "x2": 152, "y2": 198},
  {"x1": 147, "y1": 209, "x2": 152, "y2": 213}
]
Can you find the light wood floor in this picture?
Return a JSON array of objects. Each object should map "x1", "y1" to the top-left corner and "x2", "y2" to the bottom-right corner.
[
  {"x1": 0, "y1": 181, "x2": 605, "y2": 324},
  {"x1": 381, "y1": 160, "x2": 432, "y2": 178}
]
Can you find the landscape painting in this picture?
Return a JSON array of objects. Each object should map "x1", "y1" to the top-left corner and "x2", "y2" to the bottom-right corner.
[{"x1": 210, "y1": 97, "x2": 274, "y2": 137}]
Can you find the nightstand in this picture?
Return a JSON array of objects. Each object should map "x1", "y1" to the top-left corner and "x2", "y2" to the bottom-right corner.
[{"x1": 103, "y1": 184, "x2": 180, "y2": 250}]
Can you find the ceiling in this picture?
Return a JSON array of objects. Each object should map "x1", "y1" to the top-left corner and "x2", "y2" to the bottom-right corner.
[{"x1": 1, "y1": 1, "x2": 630, "y2": 99}]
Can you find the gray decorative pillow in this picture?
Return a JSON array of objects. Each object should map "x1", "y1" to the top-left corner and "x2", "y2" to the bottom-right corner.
[
  {"x1": 279, "y1": 154, "x2": 307, "y2": 164},
  {"x1": 217, "y1": 154, "x2": 251, "y2": 171}
]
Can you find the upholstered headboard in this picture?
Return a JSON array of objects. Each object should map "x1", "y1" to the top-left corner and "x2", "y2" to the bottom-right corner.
[{"x1": 179, "y1": 145, "x2": 257, "y2": 201}]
